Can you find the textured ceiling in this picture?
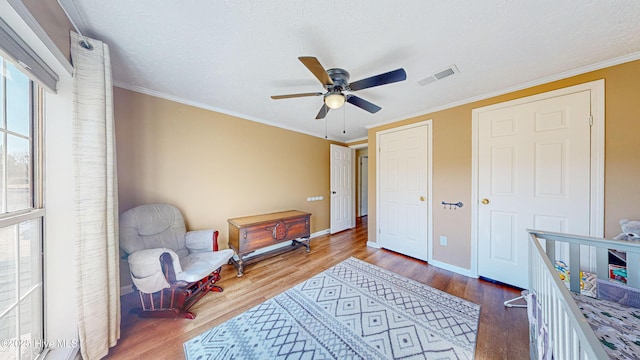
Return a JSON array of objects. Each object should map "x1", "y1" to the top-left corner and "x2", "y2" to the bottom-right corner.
[{"x1": 61, "y1": 0, "x2": 640, "y2": 142}]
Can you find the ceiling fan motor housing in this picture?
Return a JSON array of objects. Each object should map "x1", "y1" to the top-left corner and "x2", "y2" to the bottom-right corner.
[{"x1": 326, "y1": 68, "x2": 350, "y2": 91}]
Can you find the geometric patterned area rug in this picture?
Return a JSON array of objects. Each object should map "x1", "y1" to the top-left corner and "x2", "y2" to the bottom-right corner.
[{"x1": 184, "y1": 257, "x2": 480, "y2": 359}]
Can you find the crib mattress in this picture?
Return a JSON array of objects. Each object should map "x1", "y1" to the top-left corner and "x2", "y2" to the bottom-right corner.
[{"x1": 572, "y1": 292, "x2": 640, "y2": 359}]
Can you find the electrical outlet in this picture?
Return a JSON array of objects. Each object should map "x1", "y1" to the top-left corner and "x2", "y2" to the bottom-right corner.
[{"x1": 439, "y1": 236, "x2": 448, "y2": 246}]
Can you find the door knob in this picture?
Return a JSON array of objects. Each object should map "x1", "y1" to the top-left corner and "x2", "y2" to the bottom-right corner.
[
  {"x1": 419, "y1": 196, "x2": 426, "y2": 202},
  {"x1": 481, "y1": 198, "x2": 490, "y2": 205},
  {"x1": 332, "y1": 191, "x2": 337, "y2": 194}
]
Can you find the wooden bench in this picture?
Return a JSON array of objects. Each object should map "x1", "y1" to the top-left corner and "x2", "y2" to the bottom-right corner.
[{"x1": 227, "y1": 210, "x2": 311, "y2": 276}]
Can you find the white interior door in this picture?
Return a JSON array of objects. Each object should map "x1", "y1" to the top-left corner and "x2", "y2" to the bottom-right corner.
[
  {"x1": 360, "y1": 156, "x2": 368, "y2": 216},
  {"x1": 477, "y1": 90, "x2": 592, "y2": 289},
  {"x1": 379, "y1": 123, "x2": 429, "y2": 261},
  {"x1": 330, "y1": 144, "x2": 354, "y2": 234}
]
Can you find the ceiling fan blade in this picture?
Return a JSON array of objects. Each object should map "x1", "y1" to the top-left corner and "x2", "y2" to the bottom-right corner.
[
  {"x1": 299, "y1": 57, "x2": 334, "y2": 86},
  {"x1": 348, "y1": 68, "x2": 407, "y2": 91},
  {"x1": 346, "y1": 95, "x2": 381, "y2": 114},
  {"x1": 315, "y1": 103, "x2": 330, "y2": 119},
  {"x1": 271, "y1": 92, "x2": 323, "y2": 100}
]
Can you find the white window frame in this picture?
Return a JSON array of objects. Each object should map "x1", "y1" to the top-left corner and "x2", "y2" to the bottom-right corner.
[{"x1": 0, "y1": 58, "x2": 45, "y2": 360}]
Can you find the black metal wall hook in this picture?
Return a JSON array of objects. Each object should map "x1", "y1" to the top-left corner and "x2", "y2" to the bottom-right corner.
[{"x1": 441, "y1": 201, "x2": 463, "y2": 210}]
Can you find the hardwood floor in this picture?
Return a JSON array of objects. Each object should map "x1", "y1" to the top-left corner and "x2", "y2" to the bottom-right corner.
[{"x1": 108, "y1": 216, "x2": 529, "y2": 359}]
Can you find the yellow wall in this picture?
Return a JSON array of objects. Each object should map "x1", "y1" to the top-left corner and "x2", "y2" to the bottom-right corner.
[
  {"x1": 367, "y1": 59, "x2": 640, "y2": 270},
  {"x1": 115, "y1": 88, "x2": 336, "y2": 236},
  {"x1": 115, "y1": 88, "x2": 338, "y2": 286}
]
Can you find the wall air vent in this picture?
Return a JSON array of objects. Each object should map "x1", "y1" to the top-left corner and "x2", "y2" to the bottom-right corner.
[{"x1": 417, "y1": 64, "x2": 459, "y2": 86}]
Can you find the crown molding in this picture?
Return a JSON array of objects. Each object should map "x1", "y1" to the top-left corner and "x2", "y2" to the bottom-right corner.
[{"x1": 367, "y1": 51, "x2": 640, "y2": 130}]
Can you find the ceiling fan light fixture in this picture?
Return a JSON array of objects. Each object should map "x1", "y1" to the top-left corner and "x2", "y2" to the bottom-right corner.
[{"x1": 324, "y1": 92, "x2": 345, "y2": 109}]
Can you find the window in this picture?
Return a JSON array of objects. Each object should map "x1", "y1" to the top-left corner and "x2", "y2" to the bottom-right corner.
[{"x1": 0, "y1": 55, "x2": 44, "y2": 360}]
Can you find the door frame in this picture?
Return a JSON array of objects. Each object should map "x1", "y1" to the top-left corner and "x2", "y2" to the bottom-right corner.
[
  {"x1": 376, "y1": 120, "x2": 433, "y2": 262},
  {"x1": 470, "y1": 80, "x2": 605, "y2": 278},
  {"x1": 359, "y1": 155, "x2": 368, "y2": 217},
  {"x1": 330, "y1": 144, "x2": 356, "y2": 233}
]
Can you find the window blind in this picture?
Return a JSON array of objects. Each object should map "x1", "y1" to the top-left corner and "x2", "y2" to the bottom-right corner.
[{"x1": 0, "y1": 16, "x2": 58, "y2": 92}]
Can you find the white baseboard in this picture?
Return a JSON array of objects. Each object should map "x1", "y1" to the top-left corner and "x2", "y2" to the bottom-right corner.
[
  {"x1": 366, "y1": 241, "x2": 381, "y2": 249},
  {"x1": 365, "y1": 244, "x2": 473, "y2": 279},
  {"x1": 428, "y1": 259, "x2": 477, "y2": 278},
  {"x1": 311, "y1": 228, "x2": 330, "y2": 238},
  {"x1": 120, "y1": 284, "x2": 134, "y2": 296},
  {"x1": 41, "y1": 343, "x2": 79, "y2": 360}
]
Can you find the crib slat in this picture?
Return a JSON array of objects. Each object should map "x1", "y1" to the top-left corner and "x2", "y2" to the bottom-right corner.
[
  {"x1": 569, "y1": 243, "x2": 581, "y2": 293},
  {"x1": 595, "y1": 247, "x2": 609, "y2": 280},
  {"x1": 560, "y1": 310, "x2": 568, "y2": 359},
  {"x1": 546, "y1": 238, "x2": 556, "y2": 261},
  {"x1": 570, "y1": 327, "x2": 579, "y2": 359}
]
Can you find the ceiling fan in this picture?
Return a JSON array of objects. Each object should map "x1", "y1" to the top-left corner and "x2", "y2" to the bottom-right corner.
[{"x1": 271, "y1": 56, "x2": 407, "y2": 119}]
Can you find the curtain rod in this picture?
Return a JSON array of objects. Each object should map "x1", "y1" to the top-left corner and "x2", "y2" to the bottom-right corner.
[{"x1": 56, "y1": 0, "x2": 93, "y2": 50}]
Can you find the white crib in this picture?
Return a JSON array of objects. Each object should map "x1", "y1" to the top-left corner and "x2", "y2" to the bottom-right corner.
[{"x1": 528, "y1": 230, "x2": 640, "y2": 359}]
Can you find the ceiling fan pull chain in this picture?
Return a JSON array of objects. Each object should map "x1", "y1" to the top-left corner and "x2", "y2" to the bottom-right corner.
[
  {"x1": 343, "y1": 106, "x2": 346, "y2": 134},
  {"x1": 325, "y1": 117, "x2": 328, "y2": 139}
]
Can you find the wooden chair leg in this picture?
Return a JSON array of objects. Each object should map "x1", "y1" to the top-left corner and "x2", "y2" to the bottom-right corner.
[
  {"x1": 208, "y1": 285, "x2": 223, "y2": 292},
  {"x1": 183, "y1": 311, "x2": 196, "y2": 320}
]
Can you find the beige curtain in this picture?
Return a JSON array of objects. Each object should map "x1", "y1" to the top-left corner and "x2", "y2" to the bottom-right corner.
[{"x1": 70, "y1": 31, "x2": 120, "y2": 359}]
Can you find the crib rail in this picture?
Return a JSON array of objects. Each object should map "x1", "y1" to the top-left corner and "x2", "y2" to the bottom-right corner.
[
  {"x1": 529, "y1": 230, "x2": 640, "y2": 290},
  {"x1": 528, "y1": 230, "x2": 640, "y2": 359}
]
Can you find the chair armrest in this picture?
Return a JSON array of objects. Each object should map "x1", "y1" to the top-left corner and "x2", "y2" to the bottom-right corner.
[
  {"x1": 185, "y1": 229, "x2": 220, "y2": 253},
  {"x1": 128, "y1": 248, "x2": 183, "y2": 293},
  {"x1": 159, "y1": 252, "x2": 188, "y2": 286}
]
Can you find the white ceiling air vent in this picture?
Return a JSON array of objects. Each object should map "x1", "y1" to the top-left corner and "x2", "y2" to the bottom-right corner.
[{"x1": 417, "y1": 64, "x2": 459, "y2": 86}]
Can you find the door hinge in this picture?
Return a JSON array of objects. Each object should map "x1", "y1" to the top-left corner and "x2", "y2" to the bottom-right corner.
[{"x1": 589, "y1": 115, "x2": 593, "y2": 126}]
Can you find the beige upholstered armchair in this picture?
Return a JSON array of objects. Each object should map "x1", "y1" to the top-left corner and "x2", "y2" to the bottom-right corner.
[{"x1": 120, "y1": 204, "x2": 234, "y2": 319}]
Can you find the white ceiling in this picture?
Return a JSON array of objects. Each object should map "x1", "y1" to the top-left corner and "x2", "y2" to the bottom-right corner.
[{"x1": 62, "y1": 0, "x2": 640, "y2": 142}]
